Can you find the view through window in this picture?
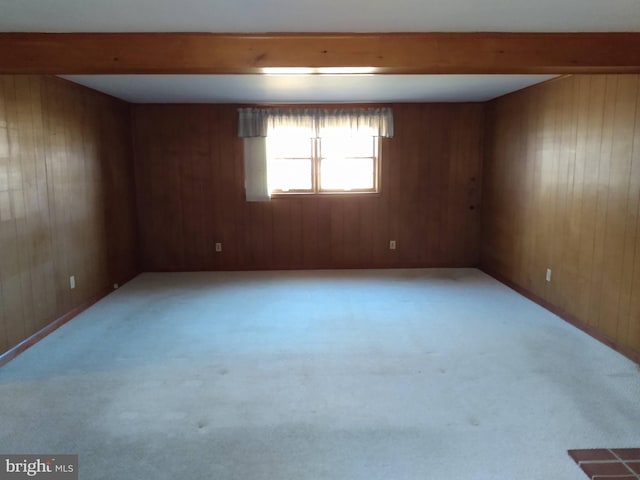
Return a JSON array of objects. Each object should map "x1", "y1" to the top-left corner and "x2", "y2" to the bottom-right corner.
[{"x1": 266, "y1": 126, "x2": 380, "y2": 194}]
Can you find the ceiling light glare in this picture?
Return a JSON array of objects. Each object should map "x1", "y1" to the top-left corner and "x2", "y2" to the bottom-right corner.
[
  {"x1": 262, "y1": 67, "x2": 315, "y2": 75},
  {"x1": 317, "y1": 67, "x2": 377, "y2": 75},
  {"x1": 262, "y1": 67, "x2": 377, "y2": 75}
]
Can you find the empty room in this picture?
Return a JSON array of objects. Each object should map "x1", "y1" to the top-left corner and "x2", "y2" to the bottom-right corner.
[{"x1": 1, "y1": 2, "x2": 640, "y2": 480}]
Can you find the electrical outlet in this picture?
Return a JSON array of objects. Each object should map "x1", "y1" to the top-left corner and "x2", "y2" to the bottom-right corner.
[
  {"x1": 69, "y1": 275, "x2": 76, "y2": 289},
  {"x1": 215, "y1": 242, "x2": 222, "y2": 252},
  {"x1": 389, "y1": 240, "x2": 396, "y2": 250},
  {"x1": 546, "y1": 268, "x2": 552, "y2": 282}
]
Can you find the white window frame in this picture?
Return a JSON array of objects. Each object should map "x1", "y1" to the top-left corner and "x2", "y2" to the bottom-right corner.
[{"x1": 266, "y1": 127, "x2": 381, "y2": 196}]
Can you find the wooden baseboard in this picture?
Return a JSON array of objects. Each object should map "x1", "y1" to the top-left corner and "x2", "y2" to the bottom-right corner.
[
  {"x1": 143, "y1": 262, "x2": 479, "y2": 272},
  {"x1": 479, "y1": 265, "x2": 640, "y2": 366},
  {"x1": 0, "y1": 274, "x2": 138, "y2": 367}
]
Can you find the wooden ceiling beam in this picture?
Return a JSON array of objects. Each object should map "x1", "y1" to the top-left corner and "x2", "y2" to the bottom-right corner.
[{"x1": 0, "y1": 32, "x2": 639, "y2": 74}]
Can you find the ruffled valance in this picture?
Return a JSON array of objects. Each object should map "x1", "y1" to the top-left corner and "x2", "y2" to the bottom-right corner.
[{"x1": 238, "y1": 107, "x2": 394, "y2": 138}]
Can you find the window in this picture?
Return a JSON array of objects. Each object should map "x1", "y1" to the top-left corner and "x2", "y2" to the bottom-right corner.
[
  {"x1": 267, "y1": 126, "x2": 380, "y2": 194},
  {"x1": 239, "y1": 107, "x2": 393, "y2": 201}
]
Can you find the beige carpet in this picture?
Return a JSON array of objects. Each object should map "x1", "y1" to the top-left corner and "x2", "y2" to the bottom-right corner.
[{"x1": 1, "y1": 269, "x2": 639, "y2": 479}]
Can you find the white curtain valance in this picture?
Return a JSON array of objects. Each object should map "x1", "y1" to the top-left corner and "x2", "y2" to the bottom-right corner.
[{"x1": 238, "y1": 107, "x2": 394, "y2": 138}]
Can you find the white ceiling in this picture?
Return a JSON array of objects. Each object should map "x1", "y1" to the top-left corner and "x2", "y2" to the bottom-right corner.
[
  {"x1": 0, "y1": 0, "x2": 639, "y2": 32},
  {"x1": 60, "y1": 74, "x2": 559, "y2": 104}
]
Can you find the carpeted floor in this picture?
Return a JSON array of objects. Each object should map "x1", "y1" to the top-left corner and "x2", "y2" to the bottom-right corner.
[{"x1": 1, "y1": 268, "x2": 639, "y2": 479}]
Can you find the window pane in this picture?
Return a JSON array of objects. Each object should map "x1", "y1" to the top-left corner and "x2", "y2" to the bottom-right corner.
[
  {"x1": 320, "y1": 126, "x2": 376, "y2": 138},
  {"x1": 321, "y1": 133, "x2": 375, "y2": 159},
  {"x1": 269, "y1": 158, "x2": 313, "y2": 191},
  {"x1": 320, "y1": 158, "x2": 374, "y2": 190},
  {"x1": 267, "y1": 127, "x2": 313, "y2": 158},
  {"x1": 266, "y1": 123, "x2": 379, "y2": 194}
]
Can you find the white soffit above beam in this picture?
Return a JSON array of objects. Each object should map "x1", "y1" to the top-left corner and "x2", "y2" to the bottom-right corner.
[{"x1": 60, "y1": 74, "x2": 560, "y2": 104}]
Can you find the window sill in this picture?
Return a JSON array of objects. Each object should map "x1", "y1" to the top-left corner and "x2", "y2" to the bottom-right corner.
[{"x1": 270, "y1": 191, "x2": 381, "y2": 199}]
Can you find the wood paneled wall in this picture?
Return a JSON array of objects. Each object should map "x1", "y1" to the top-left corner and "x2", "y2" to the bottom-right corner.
[
  {"x1": 0, "y1": 75, "x2": 138, "y2": 355},
  {"x1": 132, "y1": 103, "x2": 484, "y2": 271},
  {"x1": 481, "y1": 74, "x2": 640, "y2": 359}
]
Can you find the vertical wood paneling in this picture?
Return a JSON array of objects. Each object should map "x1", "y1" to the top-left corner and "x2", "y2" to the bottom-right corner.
[
  {"x1": 0, "y1": 80, "x2": 11, "y2": 353},
  {"x1": 598, "y1": 76, "x2": 637, "y2": 339},
  {"x1": 0, "y1": 75, "x2": 138, "y2": 356},
  {"x1": 132, "y1": 103, "x2": 484, "y2": 271},
  {"x1": 481, "y1": 74, "x2": 640, "y2": 361},
  {"x1": 0, "y1": 76, "x2": 27, "y2": 348},
  {"x1": 623, "y1": 83, "x2": 640, "y2": 351}
]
